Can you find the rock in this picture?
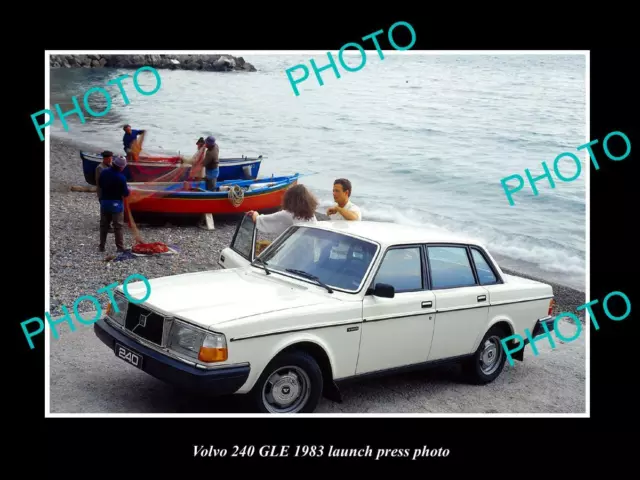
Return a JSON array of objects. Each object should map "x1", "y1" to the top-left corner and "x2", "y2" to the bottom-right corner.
[
  {"x1": 76, "y1": 55, "x2": 90, "y2": 66},
  {"x1": 49, "y1": 54, "x2": 256, "y2": 72}
]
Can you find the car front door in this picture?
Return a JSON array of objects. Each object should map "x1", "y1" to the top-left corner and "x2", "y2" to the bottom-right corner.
[
  {"x1": 357, "y1": 245, "x2": 436, "y2": 375},
  {"x1": 424, "y1": 244, "x2": 490, "y2": 361},
  {"x1": 218, "y1": 215, "x2": 256, "y2": 269}
]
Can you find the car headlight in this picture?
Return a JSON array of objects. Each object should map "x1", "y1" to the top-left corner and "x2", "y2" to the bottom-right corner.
[
  {"x1": 167, "y1": 320, "x2": 228, "y2": 363},
  {"x1": 106, "y1": 293, "x2": 129, "y2": 326}
]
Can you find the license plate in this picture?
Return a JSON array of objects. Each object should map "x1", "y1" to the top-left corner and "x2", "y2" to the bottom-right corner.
[{"x1": 114, "y1": 342, "x2": 143, "y2": 369}]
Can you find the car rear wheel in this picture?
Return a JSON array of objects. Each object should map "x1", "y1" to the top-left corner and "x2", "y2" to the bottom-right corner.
[
  {"x1": 251, "y1": 351, "x2": 323, "y2": 413},
  {"x1": 462, "y1": 324, "x2": 508, "y2": 385}
]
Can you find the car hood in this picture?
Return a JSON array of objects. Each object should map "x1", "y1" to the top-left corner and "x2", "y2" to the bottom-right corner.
[{"x1": 120, "y1": 267, "x2": 329, "y2": 328}]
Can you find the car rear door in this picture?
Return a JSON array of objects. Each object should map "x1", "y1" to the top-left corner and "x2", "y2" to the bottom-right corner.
[{"x1": 424, "y1": 244, "x2": 490, "y2": 361}]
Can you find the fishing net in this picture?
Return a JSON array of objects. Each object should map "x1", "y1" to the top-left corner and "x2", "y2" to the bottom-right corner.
[
  {"x1": 130, "y1": 132, "x2": 193, "y2": 178},
  {"x1": 118, "y1": 131, "x2": 292, "y2": 254},
  {"x1": 131, "y1": 241, "x2": 169, "y2": 254},
  {"x1": 255, "y1": 239, "x2": 272, "y2": 256},
  {"x1": 123, "y1": 131, "x2": 205, "y2": 252}
]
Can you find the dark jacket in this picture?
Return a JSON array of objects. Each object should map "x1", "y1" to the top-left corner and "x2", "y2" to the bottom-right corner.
[
  {"x1": 95, "y1": 162, "x2": 109, "y2": 199},
  {"x1": 99, "y1": 167, "x2": 130, "y2": 213}
]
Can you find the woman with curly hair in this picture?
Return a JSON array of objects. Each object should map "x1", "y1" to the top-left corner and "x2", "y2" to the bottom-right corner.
[{"x1": 246, "y1": 184, "x2": 318, "y2": 237}]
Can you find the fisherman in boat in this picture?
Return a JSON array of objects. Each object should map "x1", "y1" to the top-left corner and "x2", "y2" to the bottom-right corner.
[
  {"x1": 98, "y1": 155, "x2": 130, "y2": 253},
  {"x1": 122, "y1": 124, "x2": 146, "y2": 163},
  {"x1": 202, "y1": 135, "x2": 220, "y2": 191},
  {"x1": 326, "y1": 178, "x2": 362, "y2": 220},
  {"x1": 188, "y1": 137, "x2": 207, "y2": 181}
]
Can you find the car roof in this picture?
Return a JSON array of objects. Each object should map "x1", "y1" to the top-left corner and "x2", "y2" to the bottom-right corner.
[{"x1": 301, "y1": 221, "x2": 486, "y2": 249}]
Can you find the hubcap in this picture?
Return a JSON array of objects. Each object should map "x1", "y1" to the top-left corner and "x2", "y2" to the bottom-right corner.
[
  {"x1": 262, "y1": 366, "x2": 311, "y2": 413},
  {"x1": 479, "y1": 335, "x2": 503, "y2": 375}
]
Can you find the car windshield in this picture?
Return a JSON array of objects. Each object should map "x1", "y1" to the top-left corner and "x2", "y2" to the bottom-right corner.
[{"x1": 258, "y1": 226, "x2": 379, "y2": 292}]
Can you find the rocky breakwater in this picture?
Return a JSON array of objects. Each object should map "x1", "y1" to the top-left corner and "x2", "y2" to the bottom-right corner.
[{"x1": 49, "y1": 54, "x2": 257, "y2": 72}]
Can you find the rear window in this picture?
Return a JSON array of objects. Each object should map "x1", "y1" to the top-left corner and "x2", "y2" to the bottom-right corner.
[
  {"x1": 471, "y1": 248, "x2": 498, "y2": 285},
  {"x1": 427, "y1": 246, "x2": 477, "y2": 289}
]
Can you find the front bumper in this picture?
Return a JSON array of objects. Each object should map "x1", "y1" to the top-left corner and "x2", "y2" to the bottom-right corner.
[{"x1": 94, "y1": 317, "x2": 250, "y2": 395}]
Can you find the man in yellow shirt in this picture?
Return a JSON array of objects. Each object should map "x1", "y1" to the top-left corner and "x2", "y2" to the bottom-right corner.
[{"x1": 326, "y1": 178, "x2": 362, "y2": 220}]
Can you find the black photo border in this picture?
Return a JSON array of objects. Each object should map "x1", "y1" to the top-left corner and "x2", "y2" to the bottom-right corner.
[{"x1": 11, "y1": 15, "x2": 637, "y2": 472}]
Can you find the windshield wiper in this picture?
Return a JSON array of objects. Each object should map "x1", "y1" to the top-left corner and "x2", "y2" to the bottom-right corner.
[
  {"x1": 286, "y1": 269, "x2": 333, "y2": 293},
  {"x1": 251, "y1": 257, "x2": 271, "y2": 275}
]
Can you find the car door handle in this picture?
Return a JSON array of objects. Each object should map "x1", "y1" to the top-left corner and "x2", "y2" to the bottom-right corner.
[
  {"x1": 477, "y1": 295, "x2": 487, "y2": 302},
  {"x1": 421, "y1": 301, "x2": 432, "y2": 308}
]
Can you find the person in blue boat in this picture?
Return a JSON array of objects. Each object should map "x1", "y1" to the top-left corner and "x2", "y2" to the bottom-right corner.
[
  {"x1": 98, "y1": 156, "x2": 130, "y2": 252},
  {"x1": 202, "y1": 135, "x2": 220, "y2": 191},
  {"x1": 122, "y1": 124, "x2": 146, "y2": 162}
]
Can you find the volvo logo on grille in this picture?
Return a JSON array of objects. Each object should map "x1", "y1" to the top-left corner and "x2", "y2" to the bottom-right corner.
[{"x1": 137, "y1": 312, "x2": 150, "y2": 328}]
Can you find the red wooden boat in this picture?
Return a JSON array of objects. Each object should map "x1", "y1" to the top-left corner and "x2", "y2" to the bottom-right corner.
[{"x1": 126, "y1": 175, "x2": 299, "y2": 215}]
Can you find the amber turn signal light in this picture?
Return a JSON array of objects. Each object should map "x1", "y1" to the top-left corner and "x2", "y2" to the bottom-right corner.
[
  {"x1": 198, "y1": 347, "x2": 228, "y2": 363},
  {"x1": 548, "y1": 298, "x2": 555, "y2": 316}
]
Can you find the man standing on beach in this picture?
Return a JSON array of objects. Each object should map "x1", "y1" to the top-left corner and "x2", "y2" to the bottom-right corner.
[
  {"x1": 98, "y1": 156, "x2": 130, "y2": 252},
  {"x1": 203, "y1": 135, "x2": 220, "y2": 191},
  {"x1": 122, "y1": 124, "x2": 145, "y2": 162},
  {"x1": 95, "y1": 151, "x2": 113, "y2": 199},
  {"x1": 327, "y1": 178, "x2": 362, "y2": 220}
]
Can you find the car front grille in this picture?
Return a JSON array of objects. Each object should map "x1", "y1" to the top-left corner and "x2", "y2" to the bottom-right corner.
[{"x1": 124, "y1": 304, "x2": 167, "y2": 346}]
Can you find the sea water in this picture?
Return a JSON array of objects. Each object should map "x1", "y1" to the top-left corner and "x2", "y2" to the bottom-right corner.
[{"x1": 49, "y1": 53, "x2": 586, "y2": 290}]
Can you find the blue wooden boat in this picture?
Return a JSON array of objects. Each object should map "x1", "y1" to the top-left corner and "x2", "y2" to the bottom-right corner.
[{"x1": 80, "y1": 150, "x2": 263, "y2": 185}]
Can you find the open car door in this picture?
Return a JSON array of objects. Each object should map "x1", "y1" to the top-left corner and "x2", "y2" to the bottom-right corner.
[{"x1": 218, "y1": 215, "x2": 257, "y2": 269}]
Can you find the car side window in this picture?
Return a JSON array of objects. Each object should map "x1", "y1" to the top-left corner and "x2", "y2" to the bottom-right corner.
[
  {"x1": 231, "y1": 215, "x2": 255, "y2": 260},
  {"x1": 373, "y1": 247, "x2": 423, "y2": 293},
  {"x1": 427, "y1": 246, "x2": 477, "y2": 289},
  {"x1": 471, "y1": 248, "x2": 498, "y2": 285}
]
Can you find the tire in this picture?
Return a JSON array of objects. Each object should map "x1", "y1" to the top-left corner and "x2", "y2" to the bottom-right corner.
[
  {"x1": 250, "y1": 351, "x2": 323, "y2": 414},
  {"x1": 462, "y1": 324, "x2": 509, "y2": 385}
]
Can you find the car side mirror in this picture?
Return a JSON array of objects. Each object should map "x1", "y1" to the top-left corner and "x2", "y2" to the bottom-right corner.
[{"x1": 370, "y1": 283, "x2": 394, "y2": 298}]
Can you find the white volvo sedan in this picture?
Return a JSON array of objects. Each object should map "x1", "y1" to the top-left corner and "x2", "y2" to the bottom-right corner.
[{"x1": 94, "y1": 217, "x2": 556, "y2": 413}]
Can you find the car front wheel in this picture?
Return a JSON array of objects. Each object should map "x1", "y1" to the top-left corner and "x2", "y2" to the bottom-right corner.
[
  {"x1": 462, "y1": 324, "x2": 508, "y2": 385},
  {"x1": 251, "y1": 351, "x2": 323, "y2": 414}
]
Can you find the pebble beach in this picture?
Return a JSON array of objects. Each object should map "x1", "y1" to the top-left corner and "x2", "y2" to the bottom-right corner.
[{"x1": 49, "y1": 135, "x2": 586, "y2": 321}]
